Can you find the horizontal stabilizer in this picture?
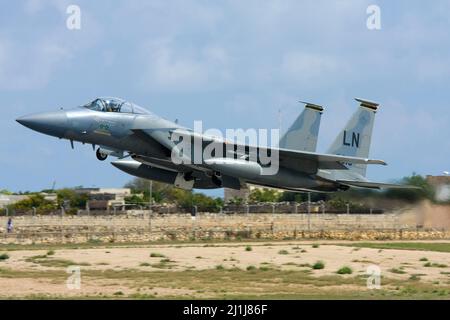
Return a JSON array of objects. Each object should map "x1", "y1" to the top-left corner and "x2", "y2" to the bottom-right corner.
[{"x1": 337, "y1": 180, "x2": 421, "y2": 190}]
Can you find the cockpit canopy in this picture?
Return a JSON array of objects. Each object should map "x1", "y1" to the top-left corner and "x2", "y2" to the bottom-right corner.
[{"x1": 83, "y1": 97, "x2": 151, "y2": 115}]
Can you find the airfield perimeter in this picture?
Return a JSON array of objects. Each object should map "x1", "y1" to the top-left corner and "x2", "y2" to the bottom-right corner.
[
  {"x1": 0, "y1": 240, "x2": 449, "y2": 299},
  {"x1": 0, "y1": 201, "x2": 449, "y2": 299}
]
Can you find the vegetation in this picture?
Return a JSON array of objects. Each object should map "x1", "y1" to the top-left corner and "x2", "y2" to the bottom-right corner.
[
  {"x1": 245, "y1": 246, "x2": 252, "y2": 252},
  {"x1": 125, "y1": 177, "x2": 223, "y2": 211},
  {"x1": 409, "y1": 274, "x2": 421, "y2": 281},
  {"x1": 1, "y1": 266, "x2": 449, "y2": 299},
  {"x1": 338, "y1": 242, "x2": 450, "y2": 253},
  {"x1": 150, "y1": 252, "x2": 165, "y2": 258},
  {"x1": 424, "y1": 262, "x2": 448, "y2": 268},
  {"x1": 312, "y1": 261, "x2": 325, "y2": 270},
  {"x1": 337, "y1": 266, "x2": 353, "y2": 274},
  {"x1": 140, "y1": 263, "x2": 151, "y2": 267},
  {"x1": 248, "y1": 188, "x2": 281, "y2": 203},
  {"x1": 11, "y1": 194, "x2": 56, "y2": 213},
  {"x1": 389, "y1": 268, "x2": 406, "y2": 274},
  {"x1": 278, "y1": 250, "x2": 289, "y2": 255},
  {"x1": 384, "y1": 174, "x2": 434, "y2": 202},
  {"x1": 0, "y1": 254, "x2": 9, "y2": 261},
  {"x1": 2, "y1": 172, "x2": 438, "y2": 215},
  {"x1": 25, "y1": 255, "x2": 90, "y2": 268}
]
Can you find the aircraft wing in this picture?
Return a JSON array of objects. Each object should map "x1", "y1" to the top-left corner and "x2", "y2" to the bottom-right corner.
[
  {"x1": 337, "y1": 180, "x2": 421, "y2": 190},
  {"x1": 132, "y1": 128, "x2": 387, "y2": 174}
]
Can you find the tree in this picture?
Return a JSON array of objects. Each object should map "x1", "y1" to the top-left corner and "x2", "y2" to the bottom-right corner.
[
  {"x1": 248, "y1": 188, "x2": 280, "y2": 203},
  {"x1": 56, "y1": 189, "x2": 89, "y2": 209},
  {"x1": 125, "y1": 178, "x2": 174, "y2": 203},
  {"x1": 384, "y1": 173, "x2": 433, "y2": 202},
  {"x1": 12, "y1": 194, "x2": 56, "y2": 213},
  {"x1": 124, "y1": 177, "x2": 224, "y2": 211}
]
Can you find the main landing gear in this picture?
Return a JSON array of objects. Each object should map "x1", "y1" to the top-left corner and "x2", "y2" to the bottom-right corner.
[{"x1": 96, "y1": 148, "x2": 108, "y2": 161}]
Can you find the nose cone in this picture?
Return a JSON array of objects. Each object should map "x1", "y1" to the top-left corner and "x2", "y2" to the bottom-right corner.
[{"x1": 16, "y1": 111, "x2": 68, "y2": 138}]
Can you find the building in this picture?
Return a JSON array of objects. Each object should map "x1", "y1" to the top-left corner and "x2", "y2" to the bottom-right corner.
[
  {"x1": 426, "y1": 175, "x2": 450, "y2": 202},
  {"x1": 74, "y1": 188, "x2": 132, "y2": 210},
  {"x1": 224, "y1": 187, "x2": 250, "y2": 204}
]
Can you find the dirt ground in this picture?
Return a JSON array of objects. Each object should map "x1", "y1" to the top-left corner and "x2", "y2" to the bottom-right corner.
[{"x1": 0, "y1": 240, "x2": 449, "y2": 299}]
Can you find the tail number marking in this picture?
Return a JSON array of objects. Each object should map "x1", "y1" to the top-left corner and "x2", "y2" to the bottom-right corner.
[{"x1": 343, "y1": 130, "x2": 360, "y2": 148}]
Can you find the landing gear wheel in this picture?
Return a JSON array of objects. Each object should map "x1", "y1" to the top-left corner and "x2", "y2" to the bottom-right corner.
[{"x1": 96, "y1": 148, "x2": 108, "y2": 161}]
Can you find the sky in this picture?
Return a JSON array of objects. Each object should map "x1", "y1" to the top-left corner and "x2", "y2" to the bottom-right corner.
[{"x1": 0, "y1": 0, "x2": 449, "y2": 195}]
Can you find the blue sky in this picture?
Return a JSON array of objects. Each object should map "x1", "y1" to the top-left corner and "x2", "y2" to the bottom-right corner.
[{"x1": 1, "y1": 0, "x2": 449, "y2": 195}]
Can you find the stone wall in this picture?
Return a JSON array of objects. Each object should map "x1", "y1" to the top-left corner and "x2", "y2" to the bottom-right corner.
[{"x1": 0, "y1": 202, "x2": 448, "y2": 244}]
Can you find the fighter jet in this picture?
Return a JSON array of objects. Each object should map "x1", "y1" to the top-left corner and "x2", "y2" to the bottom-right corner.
[{"x1": 16, "y1": 97, "x2": 411, "y2": 192}]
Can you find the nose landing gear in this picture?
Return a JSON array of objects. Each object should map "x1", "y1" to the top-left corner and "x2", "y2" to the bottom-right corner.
[{"x1": 96, "y1": 148, "x2": 108, "y2": 161}]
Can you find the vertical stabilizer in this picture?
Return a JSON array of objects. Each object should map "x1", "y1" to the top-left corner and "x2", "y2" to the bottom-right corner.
[
  {"x1": 279, "y1": 101, "x2": 323, "y2": 152},
  {"x1": 327, "y1": 98, "x2": 379, "y2": 177}
]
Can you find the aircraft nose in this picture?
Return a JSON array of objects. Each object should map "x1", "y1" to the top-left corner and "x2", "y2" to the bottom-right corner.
[{"x1": 16, "y1": 111, "x2": 68, "y2": 138}]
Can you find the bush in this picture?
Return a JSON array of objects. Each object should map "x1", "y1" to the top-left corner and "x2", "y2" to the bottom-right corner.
[
  {"x1": 337, "y1": 266, "x2": 353, "y2": 274},
  {"x1": 160, "y1": 258, "x2": 171, "y2": 263},
  {"x1": 0, "y1": 253, "x2": 9, "y2": 261},
  {"x1": 150, "y1": 253, "x2": 165, "y2": 258},
  {"x1": 312, "y1": 261, "x2": 325, "y2": 270},
  {"x1": 312, "y1": 244, "x2": 320, "y2": 248},
  {"x1": 419, "y1": 257, "x2": 428, "y2": 262},
  {"x1": 278, "y1": 250, "x2": 289, "y2": 255},
  {"x1": 47, "y1": 250, "x2": 55, "y2": 256},
  {"x1": 246, "y1": 265, "x2": 257, "y2": 271},
  {"x1": 389, "y1": 268, "x2": 406, "y2": 274},
  {"x1": 245, "y1": 246, "x2": 252, "y2": 252}
]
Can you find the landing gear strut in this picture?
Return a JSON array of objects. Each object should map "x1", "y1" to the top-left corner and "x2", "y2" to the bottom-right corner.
[{"x1": 96, "y1": 148, "x2": 108, "y2": 161}]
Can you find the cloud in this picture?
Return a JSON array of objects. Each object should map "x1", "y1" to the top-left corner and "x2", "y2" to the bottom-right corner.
[
  {"x1": 280, "y1": 51, "x2": 340, "y2": 84},
  {"x1": 0, "y1": 37, "x2": 71, "y2": 90},
  {"x1": 139, "y1": 40, "x2": 232, "y2": 92},
  {"x1": 0, "y1": 1, "x2": 102, "y2": 91}
]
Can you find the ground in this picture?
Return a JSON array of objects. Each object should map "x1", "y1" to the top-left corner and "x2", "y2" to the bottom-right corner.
[{"x1": 0, "y1": 240, "x2": 449, "y2": 299}]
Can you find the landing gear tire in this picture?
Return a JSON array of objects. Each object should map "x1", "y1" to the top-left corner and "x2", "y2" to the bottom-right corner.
[{"x1": 96, "y1": 148, "x2": 108, "y2": 161}]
